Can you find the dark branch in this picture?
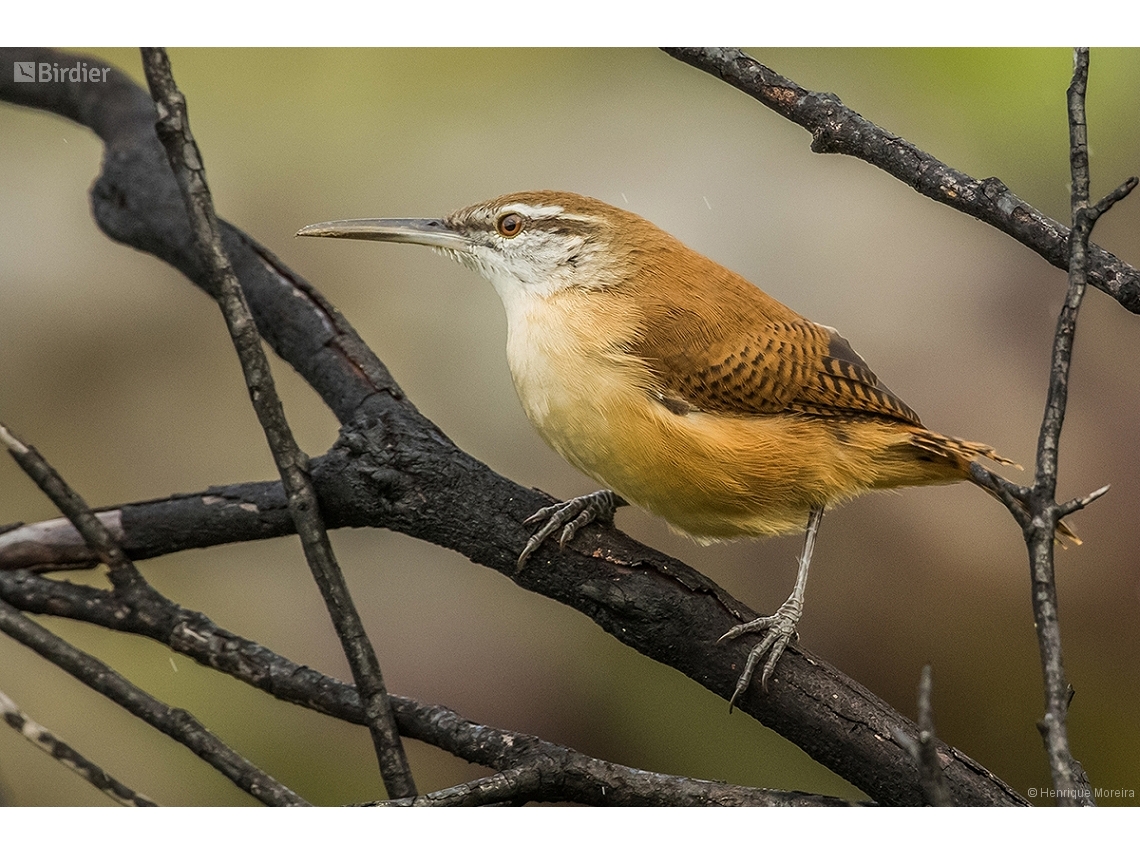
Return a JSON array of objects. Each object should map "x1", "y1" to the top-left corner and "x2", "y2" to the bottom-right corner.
[
  {"x1": 0, "y1": 687, "x2": 158, "y2": 806},
  {"x1": 891, "y1": 665, "x2": 950, "y2": 807},
  {"x1": 1056, "y1": 484, "x2": 1110, "y2": 518},
  {"x1": 0, "y1": 599, "x2": 307, "y2": 806},
  {"x1": 0, "y1": 568, "x2": 858, "y2": 806},
  {"x1": 138, "y1": 47, "x2": 414, "y2": 799},
  {"x1": 0, "y1": 422, "x2": 308, "y2": 805},
  {"x1": 966, "y1": 48, "x2": 1135, "y2": 808},
  {"x1": 1023, "y1": 48, "x2": 1134, "y2": 806},
  {"x1": 662, "y1": 47, "x2": 1140, "y2": 315},
  {"x1": 0, "y1": 424, "x2": 145, "y2": 593},
  {"x1": 369, "y1": 759, "x2": 861, "y2": 807}
]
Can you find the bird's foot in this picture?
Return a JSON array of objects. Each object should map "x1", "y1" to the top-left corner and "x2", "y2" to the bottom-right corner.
[
  {"x1": 718, "y1": 595, "x2": 804, "y2": 709},
  {"x1": 517, "y1": 489, "x2": 627, "y2": 569}
]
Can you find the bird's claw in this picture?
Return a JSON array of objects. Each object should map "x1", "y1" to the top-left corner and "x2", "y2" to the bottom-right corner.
[
  {"x1": 718, "y1": 597, "x2": 803, "y2": 709},
  {"x1": 517, "y1": 489, "x2": 626, "y2": 569}
]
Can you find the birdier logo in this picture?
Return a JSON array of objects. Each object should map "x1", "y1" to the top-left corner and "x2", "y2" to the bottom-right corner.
[{"x1": 13, "y1": 60, "x2": 110, "y2": 83}]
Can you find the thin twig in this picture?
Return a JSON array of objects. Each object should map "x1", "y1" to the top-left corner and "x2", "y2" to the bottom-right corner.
[
  {"x1": 662, "y1": 47, "x2": 1140, "y2": 314},
  {"x1": 0, "y1": 424, "x2": 144, "y2": 593},
  {"x1": 1056, "y1": 484, "x2": 1111, "y2": 517},
  {"x1": 138, "y1": 47, "x2": 415, "y2": 799},
  {"x1": 1024, "y1": 47, "x2": 1135, "y2": 806},
  {"x1": 0, "y1": 422, "x2": 308, "y2": 805},
  {"x1": 0, "y1": 601, "x2": 308, "y2": 806},
  {"x1": 0, "y1": 687, "x2": 158, "y2": 806},
  {"x1": 892, "y1": 665, "x2": 950, "y2": 806},
  {"x1": 1024, "y1": 48, "x2": 1136, "y2": 805},
  {"x1": 372, "y1": 768, "x2": 540, "y2": 807},
  {"x1": 0, "y1": 510, "x2": 124, "y2": 573},
  {"x1": 366, "y1": 758, "x2": 861, "y2": 807},
  {"x1": 967, "y1": 461, "x2": 1032, "y2": 528}
]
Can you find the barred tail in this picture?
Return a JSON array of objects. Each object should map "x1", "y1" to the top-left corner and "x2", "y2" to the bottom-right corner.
[
  {"x1": 909, "y1": 428, "x2": 1081, "y2": 546},
  {"x1": 908, "y1": 429, "x2": 1019, "y2": 471}
]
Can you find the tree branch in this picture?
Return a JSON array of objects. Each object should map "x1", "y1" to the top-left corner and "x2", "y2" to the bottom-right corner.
[
  {"x1": 0, "y1": 421, "x2": 309, "y2": 805},
  {"x1": 1020, "y1": 48, "x2": 1135, "y2": 806},
  {"x1": 137, "y1": 47, "x2": 414, "y2": 799},
  {"x1": 891, "y1": 665, "x2": 950, "y2": 807},
  {"x1": 0, "y1": 600, "x2": 307, "y2": 806},
  {"x1": 369, "y1": 759, "x2": 860, "y2": 807},
  {"x1": 0, "y1": 568, "x2": 859, "y2": 806},
  {"x1": 0, "y1": 423, "x2": 146, "y2": 593},
  {"x1": 0, "y1": 687, "x2": 158, "y2": 806},
  {"x1": 662, "y1": 47, "x2": 1140, "y2": 314}
]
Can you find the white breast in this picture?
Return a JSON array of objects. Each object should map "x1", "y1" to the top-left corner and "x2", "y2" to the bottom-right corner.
[{"x1": 498, "y1": 287, "x2": 649, "y2": 484}]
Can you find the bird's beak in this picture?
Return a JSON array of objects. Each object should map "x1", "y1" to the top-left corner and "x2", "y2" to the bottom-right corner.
[{"x1": 296, "y1": 218, "x2": 470, "y2": 252}]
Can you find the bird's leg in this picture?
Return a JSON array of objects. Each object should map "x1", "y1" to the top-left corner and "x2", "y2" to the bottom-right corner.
[
  {"x1": 719, "y1": 506, "x2": 825, "y2": 708},
  {"x1": 517, "y1": 489, "x2": 628, "y2": 569}
]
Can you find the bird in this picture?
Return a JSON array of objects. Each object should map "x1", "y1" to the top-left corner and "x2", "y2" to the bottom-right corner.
[{"x1": 298, "y1": 190, "x2": 1034, "y2": 707}]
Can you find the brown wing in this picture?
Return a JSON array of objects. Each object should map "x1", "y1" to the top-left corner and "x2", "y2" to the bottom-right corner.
[
  {"x1": 632, "y1": 308, "x2": 922, "y2": 426},
  {"x1": 797, "y1": 327, "x2": 922, "y2": 425}
]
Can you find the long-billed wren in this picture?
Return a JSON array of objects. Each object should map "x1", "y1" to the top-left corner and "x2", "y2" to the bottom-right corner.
[{"x1": 299, "y1": 190, "x2": 1027, "y2": 705}]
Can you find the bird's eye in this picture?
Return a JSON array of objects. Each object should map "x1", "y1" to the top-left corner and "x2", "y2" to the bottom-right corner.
[{"x1": 496, "y1": 212, "x2": 524, "y2": 238}]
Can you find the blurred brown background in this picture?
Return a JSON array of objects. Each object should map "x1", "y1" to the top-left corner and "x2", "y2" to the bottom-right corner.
[{"x1": 1, "y1": 48, "x2": 1138, "y2": 806}]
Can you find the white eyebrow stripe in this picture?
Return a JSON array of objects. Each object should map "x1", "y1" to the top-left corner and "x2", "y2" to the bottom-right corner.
[
  {"x1": 508, "y1": 202, "x2": 565, "y2": 218},
  {"x1": 504, "y1": 202, "x2": 595, "y2": 224}
]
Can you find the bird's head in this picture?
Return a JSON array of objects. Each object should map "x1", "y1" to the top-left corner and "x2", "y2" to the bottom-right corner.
[{"x1": 298, "y1": 191, "x2": 646, "y2": 304}]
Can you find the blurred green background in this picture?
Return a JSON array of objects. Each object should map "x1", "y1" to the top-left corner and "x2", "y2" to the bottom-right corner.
[{"x1": 1, "y1": 48, "x2": 1138, "y2": 806}]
